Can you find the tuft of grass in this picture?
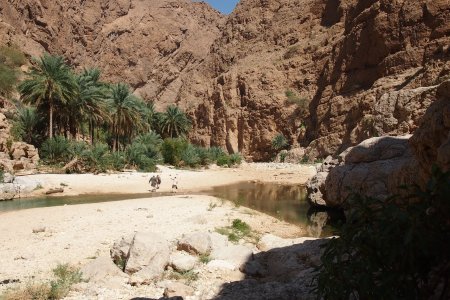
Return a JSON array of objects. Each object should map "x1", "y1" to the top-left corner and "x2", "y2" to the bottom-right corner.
[
  {"x1": 167, "y1": 270, "x2": 199, "y2": 284},
  {"x1": 199, "y1": 254, "x2": 211, "y2": 264},
  {"x1": 232, "y1": 219, "x2": 251, "y2": 235},
  {"x1": 33, "y1": 183, "x2": 44, "y2": 191},
  {"x1": 114, "y1": 256, "x2": 127, "y2": 271},
  {"x1": 2, "y1": 283, "x2": 51, "y2": 300},
  {"x1": 207, "y1": 202, "x2": 218, "y2": 211},
  {"x1": 215, "y1": 219, "x2": 258, "y2": 244},
  {"x1": 49, "y1": 263, "x2": 83, "y2": 299},
  {"x1": 1, "y1": 263, "x2": 83, "y2": 300}
]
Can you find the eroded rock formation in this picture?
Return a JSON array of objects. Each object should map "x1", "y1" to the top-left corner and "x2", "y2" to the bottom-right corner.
[
  {"x1": 308, "y1": 80, "x2": 450, "y2": 208},
  {"x1": 0, "y1": 0, "x2": 449, "y2": 160},
  {"x1": 0, "y1": 112, "x2": 39, "y2": 173}
]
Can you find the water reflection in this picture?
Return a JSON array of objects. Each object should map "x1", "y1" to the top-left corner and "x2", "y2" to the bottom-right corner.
[
  {"x1": 1, "y1": 181, "x2": 343, "y2": 237},
  {"x1": 206, "y1": 182, "x2": 339, "y2": 237}
]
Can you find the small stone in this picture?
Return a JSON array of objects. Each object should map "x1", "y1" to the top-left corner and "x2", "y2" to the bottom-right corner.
[{"x1": 32, "y1": 227, "x2": 46, "y2": 233}]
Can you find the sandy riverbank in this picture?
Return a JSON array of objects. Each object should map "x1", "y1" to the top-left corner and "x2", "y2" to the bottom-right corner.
[
  {"x1": 0, "y1": 163, "x2": 318, "y2": 298},
  {"x1": 20, "y1": 162, "x2": 316, "y2": 198}
]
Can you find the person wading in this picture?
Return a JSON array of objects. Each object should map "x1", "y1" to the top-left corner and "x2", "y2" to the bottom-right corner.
[{"x1": 149, "y1": 175, "x2": 158, "y2": 192}]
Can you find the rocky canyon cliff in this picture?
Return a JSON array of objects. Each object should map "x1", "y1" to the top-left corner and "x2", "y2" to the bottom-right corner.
[{"x1": 0, "y1": 0, "x2": 449, "y2": 160}]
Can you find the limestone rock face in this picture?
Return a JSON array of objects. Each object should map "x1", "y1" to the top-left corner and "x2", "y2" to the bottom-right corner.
[
  {"x1": 410, "y1": 80, "x2": 450, "y2": 187},
  {"x1": 0, "y1": 0, "x2": 448, "y2": 160}
]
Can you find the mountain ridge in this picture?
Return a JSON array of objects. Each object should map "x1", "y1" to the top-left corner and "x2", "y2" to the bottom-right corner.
[{"x1": 0, "y1": 0, "x2": 449, "y2": 160}]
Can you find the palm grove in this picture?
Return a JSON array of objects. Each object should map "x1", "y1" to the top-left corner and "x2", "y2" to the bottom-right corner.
[{"x1": 2, "y1": 49, "x2": 241, "y2": 172}]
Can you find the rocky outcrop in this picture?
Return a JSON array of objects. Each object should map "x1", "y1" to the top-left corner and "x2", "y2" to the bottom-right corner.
[
  {"x1": 410, "y1": 80, "x2": 450, "y2": 187},
  {"x1": 308, "y1": 135, "x2": 416, "y2": 208},
  {"x1": 1, "y1": 0, "x2": 448, "y2": 160},
  {"x1": 0, "y1": 113, "x2": 39, "y2": 173},
  {"x1": 105, "y1": 231, "x2": 324, "y2": 298},
  {"x1": 308, "y1": 80, "x2": 450, "y2": 208}
]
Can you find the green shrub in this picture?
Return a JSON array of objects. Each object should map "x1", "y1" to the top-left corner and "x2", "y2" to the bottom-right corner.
[
  {"x1": 0, "y1": 46, "x2": 26, "y2": 67},
  {"x1": 0, "y1": 65, "x2": 18, "y2": 96},
  {"x1": 69, "y1": 141, "x2": 88, "y2": 158},
  {"x1": 49, "y1": 264, "x2": 83, "y2": 299},
  {"x1": 195, "y1": 146, "x2": 211, "y2": 165},
  {"x1": 285, "y1": 90, "x2": 309, "y2": 112},
  {"x1": 232, "y1": 219, "x2": 251, "y2": 235},
  {"x1": 125, "y1": 141, "x2": 159, "y2": 172},
  {"x1": 316, "y1": 168, "x2": 450, "y2": 299},
  {"x1": 0, "y1": 46, "x2": 25, "y2": 97},
  {"x1": 1, "y1": 263, "x2": 82, "y2": 300},
  {"x1": 162, "y1": 138, "x2": 189, "y2": 166},
  {"x1": 40, "y1": 136, "x2": 70, "y2": 163},
  {"x1": 107, "y1": 152, "x2": 126, "y2": 171},
  {"x1": 216, "y1": 219, "x2": 257, "y2": 244},
  {"x1": 181, "y1": 144, "x2": 201, "y2": 167},
  {"x1": 272, "y1": 133, "x2": 289, "y2": 151},
  {"x1": 208, "y1": 146, "x2": 226, "y2": 161},
  {"x1": 216, "y1": 155, "x2": 230, "y2": 167},
  {"x1": 229, "y1": 153, "x2": 242, "y2": 166}
]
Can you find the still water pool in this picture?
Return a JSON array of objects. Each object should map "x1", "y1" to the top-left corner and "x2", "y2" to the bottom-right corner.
[{"x1": 0, "y1": 182, "x2": 340, "y2": 237}]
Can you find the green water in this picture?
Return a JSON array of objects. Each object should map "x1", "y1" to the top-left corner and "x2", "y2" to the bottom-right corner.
[{"x1": 0, "y1": 182, "x2": 339, "y2": 237}]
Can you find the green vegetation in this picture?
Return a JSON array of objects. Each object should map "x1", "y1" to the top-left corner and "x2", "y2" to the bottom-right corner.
[
  {"x1": 159, "y1": 105, "x2": 191, "y2": 138},
  {"x1": 2, "y1": 263, "x2": 83, "y2": 300},
  {"x1": 0, "y1": 46, "x2": 26, "y2": 97},
  {"x1": 271, "y1": 133, "x2": 289, "y2": 151},
  {"x1": 199, "y1": 254, "x2": 212, "y2": 264},
  {"x1": 216, "y1": 219, "x2": 258, "y2": 244},
  {"x1": 316, "y1": 168, "x2": 450, "y2": 300},
  {"x1": 7, "y1": 53, "x2": 241, "y2": 172},
  {"x1": 285, "y1": 90, "x2": 309, "y2": 113},
  {"x1": 167, "y1": 269, "x2": 199, "y2": 284},
  {"x1": 19, "y1": 54, "x2": 77, "y2": 138}
]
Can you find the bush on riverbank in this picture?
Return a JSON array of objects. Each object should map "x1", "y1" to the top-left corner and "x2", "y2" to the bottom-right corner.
[
  {"x1": 316, "y1": 168, "x2": 450, "y2": 299},
  {"x1": 2, "y1": 263, "x2": 82, "y2": 300},
  {"x1": 39, "y1": 135, "x2": 242, "y2": 173}
]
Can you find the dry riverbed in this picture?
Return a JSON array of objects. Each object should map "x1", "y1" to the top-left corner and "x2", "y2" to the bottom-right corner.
[{"x1": 0, "y1": 163, "x2": 319, "y2": 299}]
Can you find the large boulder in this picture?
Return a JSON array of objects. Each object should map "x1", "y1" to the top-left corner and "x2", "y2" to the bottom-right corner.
[
  {"x1": 177, "y1": 232, "x2": 212, "y2": 255},
  {"x1": 110, "y1": 232, "x2": 170, "y2": 285},
  {"x1": 210, "y1": 244, "x2": 253, "y2": 269},
  {"x1": 81, "y1": 256, "x2": 129, "y2": 288},
  {"x1": 170, "y1": 251, "x2": 197, "y2": 272},
  {"x1": 125, "y1": 232, "x2": 170, "y2": 274},
  {"x1": 110, "y1": 234, "x2": 134, "y2": 270},
  {"x1": 307, "y1": 136, "x2": 416, "y2": 208}
]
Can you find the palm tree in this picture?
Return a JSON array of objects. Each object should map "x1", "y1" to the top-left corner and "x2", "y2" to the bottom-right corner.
[
  {"x1": 18, "y1": 54, "x2": 77, "y2": 138},
  {"x1": 72, "y1": 68, "x2": 110, "y2": 143},
  {"x1": 16, "y1": 106, "x2": 43, "y2": 144},
  {"x1": 106, "y1": 83, "x2": 146, "y2": 151},
  {"x1": 159, "y1": 105, "x2": 191, "y2": 138}
]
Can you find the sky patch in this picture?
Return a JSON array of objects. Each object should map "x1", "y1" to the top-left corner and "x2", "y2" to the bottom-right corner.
[{"x1": 203, "y1": 0, "x2": 240, "y2": 14}]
